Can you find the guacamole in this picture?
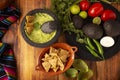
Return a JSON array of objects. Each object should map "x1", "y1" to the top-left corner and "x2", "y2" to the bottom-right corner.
[{"x1": 25, "y1": 13, "x2": 56, "y2": 43}]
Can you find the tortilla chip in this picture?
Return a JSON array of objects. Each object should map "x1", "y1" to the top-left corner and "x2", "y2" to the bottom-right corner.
[
  {"x1": 25, "y1": 26, "x2": 34, "y2": 34},
  {"x1": 41, "y1": 47, "x2": 70, "y2": 72},
  {"x1": 48, "y1": 56, "x2": 57, "y2": 68},
  {"x1": 44, "y1": 53, "x2": 49, "y2": 58},
  {"x1": 26, "y1": 15, "x2": 35, "y2": 22},
  {"x1": 41, "y1": 53, "x2": 50, "y2": 61},
  {"x1": 58, "y1": 48, "x2": 70, "y2": 63},
  {"x1": 57, "y1": 56, "x2": 64, "y2": 71},
  {"x1": 25, "y1": 22, "x2": 34, "y2": 27},
  {"x1": 49, "y1": 47, "x2": 59, "y2": 53},
  {"x1": 52, "y1": 66, "x2": 59, "y2": 72},
  {"x1": 42, "y1": 61, "x2": 51, "y2": 72},
  {"x1": 49, "y1": 52, "x2": 58, "y2": 56}
]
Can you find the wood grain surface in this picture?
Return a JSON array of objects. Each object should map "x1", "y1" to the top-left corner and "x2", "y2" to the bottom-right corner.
[{"x1": 2, "y1": 0, "x2": 120, "y2": 80}]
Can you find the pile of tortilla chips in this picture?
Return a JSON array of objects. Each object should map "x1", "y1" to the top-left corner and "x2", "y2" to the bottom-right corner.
[
  {"x1": 25, "y1": 15, "x2": 35, "y2": 34},
  {"x1": 42, "y1": 47, "x2": 70, "y2": 72}
]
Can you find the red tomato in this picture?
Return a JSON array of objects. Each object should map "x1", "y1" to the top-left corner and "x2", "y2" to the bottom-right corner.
[
  {"x1": 88, "y1": 2, "x2": 104, "y2": 17},
  {"x1": 79, "y1": 0, "x2": 90, "y2": 11},
  {"x1": 101, "y1": 10, "x2": 116, "y2": 21}
]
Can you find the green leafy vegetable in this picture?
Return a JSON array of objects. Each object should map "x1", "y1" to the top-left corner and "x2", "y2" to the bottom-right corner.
[{"x1": 51, "y1": 0, "x2": 82, "y2": 32}]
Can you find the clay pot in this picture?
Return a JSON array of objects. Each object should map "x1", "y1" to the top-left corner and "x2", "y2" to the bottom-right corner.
[
  {"x1": 36, "y1": 42, "x2": 78, "y2": 76},
  {"x1": 0, "y1": 0, "x2": 13, "y2": 9}
]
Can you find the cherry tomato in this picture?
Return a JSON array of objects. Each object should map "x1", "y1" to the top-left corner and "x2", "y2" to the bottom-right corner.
[
  {"x1": 79, "y1": 0, "x2": 90, "y2": 11},
  {"x1": 101, "y1": 9, "x2": 116, "y2": 21},
  {"x1": 88, "y1": 2, "x2": 104, "y2": 17}
]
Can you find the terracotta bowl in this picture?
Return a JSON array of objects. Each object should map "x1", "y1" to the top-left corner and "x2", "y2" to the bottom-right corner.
[{"x1": 36, "y1": 42, "x2": 78, "y2": 76}]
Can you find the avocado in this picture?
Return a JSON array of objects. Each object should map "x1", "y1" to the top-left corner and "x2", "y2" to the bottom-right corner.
[
  {"x1": 82, "y1": 23, "x2": 103, "y2": 39},
  {"x1": 72, "y1": 15, "x2": 83, "y2": 29},
  {"x1": 103, "y1": 20, "x2": 120, "y2": 37}
]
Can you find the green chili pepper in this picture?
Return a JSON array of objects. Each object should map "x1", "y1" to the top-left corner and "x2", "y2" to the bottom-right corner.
[
  {"x1": 85, "y1": 45, "x2": 102, "y2": 59},
  {"x1": 93, "y1": 39, "x2": 104, "y2": 59},
  {"x1": 86, "y1": 37, "x2": 96, "y2": 51}
]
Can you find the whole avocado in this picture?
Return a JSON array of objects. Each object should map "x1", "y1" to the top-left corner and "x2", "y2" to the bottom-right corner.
[
  {"x1": 0, "y1": 0, "x2": 13, "y2": 9},
  {"x1": 82, "y1": 23, "x2": 103, "y2": 39},
  {"x1": 72, "y1": 15, "x2": 83, "y2": 29},
  {"x1": 103, "y1": 20, "x2": 120, "y2": 37}
]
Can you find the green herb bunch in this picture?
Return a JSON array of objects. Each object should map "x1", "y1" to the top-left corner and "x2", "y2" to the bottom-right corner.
[
  {"x1": 50, "y1": 0, "x2": 118, "y2": 59},
  {"x1": 51, "y1": 0, "x2": 82, "y2": 33},
  {"x1": 51, "y1": 0, "x2": 85, "y2": 42}
]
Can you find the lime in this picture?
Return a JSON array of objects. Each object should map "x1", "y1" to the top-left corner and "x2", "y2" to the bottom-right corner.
[
  {"x1": 70, "y1": 4, "x2": 80, "y2": 14},
  {"x1": 79, "y1": 69, "x2": 94, "y2": 80},
  {"x1": 64, "y1": 68, "x2": 78, "y2": 78},
  {"x1": 77, "y1": 71, "x2": 83, "y2": 80},
  {"x1": 92, "y1": 17, "x2": 101, "y2": 25},
  {"x1": 79, "y1": 11, "x2": 87, "y2": 19},
  {"x1": 72, "y1": 59, "x2": 88, "y2": 72}
]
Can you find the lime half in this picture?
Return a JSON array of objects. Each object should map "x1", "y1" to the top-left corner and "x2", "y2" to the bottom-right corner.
[{"x1": 92, "y1": 17, "x2": 101, "y2": 25}]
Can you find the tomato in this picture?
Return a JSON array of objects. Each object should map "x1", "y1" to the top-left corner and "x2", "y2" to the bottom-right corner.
[
  {"x1": 88, "y1": 2, "x2": 104, "y2": 17},
  {"x1": 79, "y1": 0, "x2": 90, "y2": 11},
  {"x1": 101, "y1": 9, "x2": 116, "y2": 21}
]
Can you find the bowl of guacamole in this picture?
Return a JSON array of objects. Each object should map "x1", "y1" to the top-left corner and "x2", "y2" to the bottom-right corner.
[{"x1": 21, "y1": 9, "x2": 61, "y2": 47}]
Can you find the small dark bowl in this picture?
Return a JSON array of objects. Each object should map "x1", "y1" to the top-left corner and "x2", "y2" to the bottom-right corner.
[{"x1": 21, "y1": 9, "x2": 61, "y2": 47}]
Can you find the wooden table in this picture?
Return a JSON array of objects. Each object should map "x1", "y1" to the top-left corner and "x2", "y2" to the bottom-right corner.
[{"x1": 2, "y1": 0, "x2": 120, "y2": 80}]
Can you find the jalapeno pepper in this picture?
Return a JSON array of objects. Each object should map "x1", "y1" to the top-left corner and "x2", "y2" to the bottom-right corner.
[
  {"x1": 86, "y1": 38, "x2": 104, "y2": 59},
  {"x1": 93, "y1": 39, "x2": 104, "y2": 59},
  {"x1": 86, "y1": 37, "x2": 96, "y2": 50},
  {"x1": 85, "y1": 45, "x2": 102, "y2": 59}
]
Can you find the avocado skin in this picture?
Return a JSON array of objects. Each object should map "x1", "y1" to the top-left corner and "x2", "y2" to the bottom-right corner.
[
  {"x1": 104, "y1": 20, "x2": 120, "y2": 37},
  {"x1": 82, "y1": 23, "x2": 103, "y2": 39},
  {"x1": 72, "y1": 15, "x2": 83, "y2": 29}
]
